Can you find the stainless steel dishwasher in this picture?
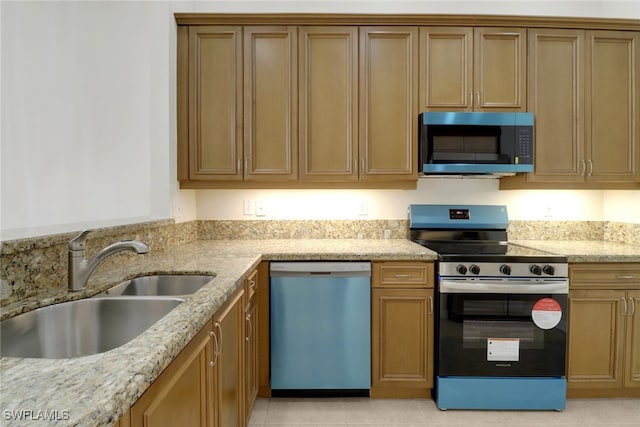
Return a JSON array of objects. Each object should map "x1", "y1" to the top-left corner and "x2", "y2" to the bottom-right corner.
[{"x1": 270, "y1": 261, "x2": 371, "y2": 395}]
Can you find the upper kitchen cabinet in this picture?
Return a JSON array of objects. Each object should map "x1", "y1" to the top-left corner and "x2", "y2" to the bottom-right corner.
[
  {"x1": 299, "y1": 27, "x2": 359, "y2": 181},
  {"x1": 244, "y1": 27, "x2": 298, "y2": 181},
  {"x1": 176, "y1": 15, "x2": 638, "y2": 189},
  {"x1": 360, "y1": 27, "x2": 418, "y2": 181},
  {"x1": 521, "y1": 29, "x2": 586, "y2": 184},
  {"x1": 419, "y1": 27, "x2": 526, "y2": 112},
  {"x1": 179, "y1": 26, "x2": 243, "y2": 182},
  {"x1": 501, "y1": 29, "x2": 639, "y2": 189},
  {"x1": 178, "y1": 26, "x2": 298, "y2": 187},
  {"x1": 585, "y1": 31, "x2": 640, "y2": 185}
]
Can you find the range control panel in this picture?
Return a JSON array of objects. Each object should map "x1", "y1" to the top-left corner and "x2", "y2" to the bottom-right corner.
[{"x1": 439, "y1": 262, "x2": 568, "y2": 278}]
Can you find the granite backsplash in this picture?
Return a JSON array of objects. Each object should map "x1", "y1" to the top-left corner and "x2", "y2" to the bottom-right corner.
[{"x1": 1, "y1": 219, "x2": 638, "y2": 308}]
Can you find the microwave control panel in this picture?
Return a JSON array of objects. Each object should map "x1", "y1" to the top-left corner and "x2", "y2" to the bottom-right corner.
[{"x1": 514, "y1": 127, "x2": 533, "y2": 164}]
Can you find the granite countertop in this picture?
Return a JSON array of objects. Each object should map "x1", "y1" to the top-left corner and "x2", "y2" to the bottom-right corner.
[
  {"x1": 0, "y1": 239, "x2": 435, "y2": 426},
  {"x1": 512, "y1": 240, "x2": 640, "y2": 263}
]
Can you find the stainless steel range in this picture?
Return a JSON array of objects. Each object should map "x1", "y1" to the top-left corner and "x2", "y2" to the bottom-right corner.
[{"x1": 409, "y1": 204, "x2": 569, "y2": 411}]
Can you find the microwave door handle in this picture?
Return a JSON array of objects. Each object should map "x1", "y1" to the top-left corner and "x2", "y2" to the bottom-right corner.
[{"x1": 439, "y1": 279, "x2": 569, "y2": 294}]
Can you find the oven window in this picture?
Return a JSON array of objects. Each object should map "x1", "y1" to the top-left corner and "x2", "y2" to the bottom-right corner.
[
  {"x1": 462, "y1": 320, "x2": 540, "y2": 348},
  {"x1": 437, "y1": 292, "x2": 567, "y2": 377}
]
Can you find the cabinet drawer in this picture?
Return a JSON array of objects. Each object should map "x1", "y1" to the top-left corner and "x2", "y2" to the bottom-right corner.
[
  {"x1": 570, "y1": 263, "x2": 640, "y2": 289},
  {"x1": 373, "y1": 262, "x2": 434, "y2": 288}
]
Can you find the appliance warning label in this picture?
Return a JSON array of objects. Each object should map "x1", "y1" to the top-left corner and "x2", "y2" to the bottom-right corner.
[
  {"x1": 532, "y1": 298, "x2": 562, "y2": 330},
  {"x1": 487, "y1": 338, "x2": 520, "y2": 361}
]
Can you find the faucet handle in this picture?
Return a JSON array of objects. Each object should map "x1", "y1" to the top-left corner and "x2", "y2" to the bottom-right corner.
[{"x1": 69, "y1": 230, "x2": 92, "y2": 251}]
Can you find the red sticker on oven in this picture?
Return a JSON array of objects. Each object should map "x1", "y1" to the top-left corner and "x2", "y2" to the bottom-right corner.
[{"x1": 532, "y1": 298, "x2": 562, "y2": 330}]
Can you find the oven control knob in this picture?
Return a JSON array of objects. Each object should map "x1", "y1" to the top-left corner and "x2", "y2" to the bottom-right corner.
[
  {"x1": 469, "y1": 264, "x2": 481, "y2": 275},
  {"x1": 500, "y1": 264, "x2": 512, "y2": 275},
  {"x1": 543, "y1": 265, "x2": 555, "y2": 275},
  {"x1": 530, "y1": 264, "x2": 542, "y2": 275},
  {"x1": 456, "y1": 264, "x2": 468, "y2": 275}
]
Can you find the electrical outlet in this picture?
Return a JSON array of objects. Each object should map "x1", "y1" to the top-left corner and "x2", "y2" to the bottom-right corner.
[
  {"x1": 172, "y1": 200, "x2": 182, "y2": 218},
  {"x1": 256, "y1": 200, "x2": 266, "y2": 217}
]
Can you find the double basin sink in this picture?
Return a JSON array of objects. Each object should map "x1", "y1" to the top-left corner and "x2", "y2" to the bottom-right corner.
[{"x1": 1, "y1": 274, "x2": 214, "y2": 359}]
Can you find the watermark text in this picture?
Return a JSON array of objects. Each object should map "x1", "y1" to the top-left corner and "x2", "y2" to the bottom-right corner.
[{"x1": 3, "y1": 409, "x2": 70, "y2": 422}]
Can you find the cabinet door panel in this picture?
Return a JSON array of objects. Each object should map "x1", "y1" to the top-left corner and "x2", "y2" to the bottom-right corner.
[
  {"x1": 214, "y1": 290, "x2": 245, "y2": 427},
  {"x1": 474, "y1": 28, "x2": 526, "y2": 111},
  {"x1": 245, "y1": 299, "x2": 259, "y2": 413},
  {"x1": 626, "y1": 290, "x2": 640, "y2": 388},
  {"x1": 360, "y1": 27, "x2": 418, "y2": 180},
  {"x1": 568, "y1": 290, "x2": 626, "y2": 388},
  {"x1": 419, "y1": 27, "x2": 472, "y2": 111},
  {"x1": 527, "y1": 29, "x2": 585, "y2": 183},
  {"x1": 586, "y1": 31, "x2": 640, "y2": 183},
  {"x1": 188, "y1": 27, "x2": 243, "y2": 181},
  {"x1": 372, "y1": 289, "x2": 432, "y2": 388},
  {"x1": 244, "y1": 27, "x2": 298, "y2": 181},
  {"x1": 299, "y1": 27, "x2": 358, "y2": 181},
  {"x1": 130, "y1": 324, "x2": 211, "y2": 427}
]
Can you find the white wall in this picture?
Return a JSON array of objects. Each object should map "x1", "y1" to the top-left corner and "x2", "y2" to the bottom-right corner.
[
  {"x1": 195, "y1": 180, "x2": 608, "y2": 221},
  {"x1": 1, "y1": 1, "x2": 639, "y2": 240}
]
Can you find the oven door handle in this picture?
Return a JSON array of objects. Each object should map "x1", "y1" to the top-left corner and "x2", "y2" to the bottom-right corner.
[{"x1": 439, "y1": 279, "x2": 569, "y2": 294}]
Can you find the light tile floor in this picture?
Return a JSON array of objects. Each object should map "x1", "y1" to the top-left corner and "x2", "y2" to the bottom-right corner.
[{"x1": 248, "y1": 397, "x2": 640, "y2": 426}]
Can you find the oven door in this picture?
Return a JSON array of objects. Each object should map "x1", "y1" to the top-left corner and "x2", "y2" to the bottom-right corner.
[{"x1": 437, "y1": 278, "x2": 568, "y2": 377}]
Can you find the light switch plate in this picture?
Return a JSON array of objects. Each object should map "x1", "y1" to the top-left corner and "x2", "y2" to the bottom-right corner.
[
  {"x1": 243, "y1": 200, "x2": 255, "y2": 216},
  {"x1": 358, "y1": 200, "x2": 368, "y2": 216}
]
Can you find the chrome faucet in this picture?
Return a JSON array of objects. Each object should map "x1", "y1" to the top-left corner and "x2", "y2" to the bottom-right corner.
[{"x1": 68, "y1": 230, "x2": 149, "y2": 291}]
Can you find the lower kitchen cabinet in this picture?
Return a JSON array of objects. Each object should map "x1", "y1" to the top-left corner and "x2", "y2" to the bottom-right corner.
[
  {"x1": 126, "y1": 285, "x2": 247, "y2": 427},
  {"x1": 567, "y1": 264, "x2": 640, "y2": 397},
  {"x1": 213, "y1": 287, "x2": 246, "y2": 427},
  {"x1": 370, "y1": 261, "x2": 434, "y2": 398},
  {"x1": 129, "y1": 320, "x2": 213, "y2": 427},
  {"x1": 244, "y1": 268, "x2": 259, "y2": 416}
]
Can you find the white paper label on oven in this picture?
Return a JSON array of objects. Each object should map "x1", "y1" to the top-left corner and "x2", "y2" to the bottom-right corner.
[
  {"x1": 532, "y1": 298, "x2": 562, "y2": 330},
  {"x1": 487, "y1": 338, "x2": 520, "y2": 362}
]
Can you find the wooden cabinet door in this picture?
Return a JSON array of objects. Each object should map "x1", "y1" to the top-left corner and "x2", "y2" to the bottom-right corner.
[
  {"x1": 625, "y1": 290, "x2": 640, "y2": 388},
  {"x1": 359, "y1": 27, "x2": 418, "y2": 181},
  {"x1": 419, "y1": 27, "x2": 525, "y2": 112},
  {"x1": 244, "y1": 268, "x2": 259, "y2": 415},
  {"x1": 244, "y1": 27, "x2": 298, "y2": 181},
  {"x1": 526, "y1": 29, "x2": 585, "y2": 183},
  {"x1": 213, "y1": 289, "x2": 245, "y2": 427},
  {"x1": 568, "y1": 289, "x2": 626, "y2": 389},
  {"x1": 419, "y1": 27, "x2": 473, "y2": 111},
  {"x1": 473, "y1": 28, "x2": 526, "y2": 111},
  {"x1": 371, "y1": 288, "x2": 433, "y2": 395},
  {"x1": 299, "y1": 27, "x2": 358, "y2": 181},
  {"x1": 245, "y1": 298, "x2": 259, "y2": 412},
  {"x1": 585, "y1": 31, "x2": 640, "y2": 184},
  {"x1": 186, "y1": 27, "x2": 243, "y2": 182},
  {"x1": 130, "y1": 322, "x2": 212, "y2": 427}
]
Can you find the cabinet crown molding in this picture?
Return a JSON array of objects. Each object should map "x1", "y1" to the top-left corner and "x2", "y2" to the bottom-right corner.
[{"x1": 175, "y1": 13, "x2": 640, "y2": 31}]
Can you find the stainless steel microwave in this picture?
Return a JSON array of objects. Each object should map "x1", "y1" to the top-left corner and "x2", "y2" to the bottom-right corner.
[{"x1": 419, "y1": 112, "x2": 534, "y2": 176}]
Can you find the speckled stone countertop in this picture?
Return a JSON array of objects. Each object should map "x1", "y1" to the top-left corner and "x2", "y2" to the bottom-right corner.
[
  {"x1": 512, "y1": 240, "x2": 640, "y2": 263},
  {"x1": 0, "y1": 239, "x2": 435, "y2": 426}
]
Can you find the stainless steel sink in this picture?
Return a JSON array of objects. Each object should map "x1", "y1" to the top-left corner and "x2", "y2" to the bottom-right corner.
[
  {"x1": 0, "y1": 297, "x2": 183, "y2": 359},
  {"x1": 97, "y1": 274, "x2": 214, "y2": 297}
]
